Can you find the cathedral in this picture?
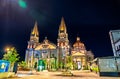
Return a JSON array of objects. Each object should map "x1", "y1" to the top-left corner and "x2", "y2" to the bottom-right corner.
[{"x1": 25, "y1": 17, "x2": 94, "y2": 70}]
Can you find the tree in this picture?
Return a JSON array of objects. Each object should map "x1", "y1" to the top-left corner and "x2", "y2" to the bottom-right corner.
[
  {"x1": 2, "y1": 47, "x2": 20, "y2": 71},
  {"x1": 66, "y1": 56, "x2": 73, "y2": 70},
  {"x1": 19, "y1": 61, "x2": 27, "y2": 68}
]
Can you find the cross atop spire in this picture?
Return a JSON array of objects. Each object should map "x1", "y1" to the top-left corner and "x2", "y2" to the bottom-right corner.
[
  {"x1": 59, "y1": 17, "x2": 67, "y2": 33},
  {"x1": 31, "y1": 21, "x2": 39, "y2": 36}
]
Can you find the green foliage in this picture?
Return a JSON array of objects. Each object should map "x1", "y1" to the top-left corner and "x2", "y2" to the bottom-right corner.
[
  {"x1": 3, "y1": 47, "x2": 20, "y2": 64},
  {"x1": 2, "y1": 47, "x2": 20, "y2": 71},
  {"x1": 66, "y1": 56, "x2": 73, "y2": 70},
  {"x1": 66, "y1": 62, "x2": 73, "y2": 70},
  {"x1": 56, "y1": 60, "x2": 59, "y2": 69},
  {"x1": 19, "y1": 61, "x2": 27, "y2": 68},
  {"x1": 92, "y1": 66, "x2": 99, "y2": 72},
  {"x1": 89, "y1": 64, "x2": 99, "y2": 72},
  {"x1": 59, "y1": 62, "x2": 63, "y2": 69},
  {"x1": 51, "y1": 58, "x2": 55, "y2": 69},
  {"x1": 42, "y1": 59, "x2": 47, "y2": 66},
  {"x1": 18, "y1": 61, "x2": 31, "y2": 71},
  {"x1": 83, "y1": 66, "x2": 89, "y2": 70}
]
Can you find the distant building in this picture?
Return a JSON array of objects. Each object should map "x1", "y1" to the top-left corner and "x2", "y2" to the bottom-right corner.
[
  {"x1": 109, "y1": 30, "x2": 120, "y2": 56},
  {"x1": 25, "y1": 17, "x2": 94, "y2": 70}
]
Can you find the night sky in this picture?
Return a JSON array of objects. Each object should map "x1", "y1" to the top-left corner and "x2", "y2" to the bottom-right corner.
[{"x1": 0, "y1": 0, "x2": 120, "y2": 61}]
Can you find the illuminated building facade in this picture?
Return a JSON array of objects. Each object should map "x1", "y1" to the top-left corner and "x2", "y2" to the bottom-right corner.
[
  {"x1": 25, "y1": 17, "x2": 94, "y2": 70},
  {"x1": 72, "y1": 37, "x2": 94, "y2": 70},
  {"x1": 35, "y1": 37, "x2": 57, "y2": 70},
  {"x1": 25, "y1": 22, "x2": 39, "y2": 68},
  {"x1": 57, "y1": 17, "x2": 70, "y2": 69}
]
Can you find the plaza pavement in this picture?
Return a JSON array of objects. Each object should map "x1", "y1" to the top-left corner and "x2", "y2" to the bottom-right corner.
[{"x1": 8, "y1": 70, "x2": 120, "y2": 79}]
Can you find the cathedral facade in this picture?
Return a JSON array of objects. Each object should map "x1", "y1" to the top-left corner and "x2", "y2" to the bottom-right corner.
[{"x1": 25, "y1": 17, "x2": 94, "y2": 70}]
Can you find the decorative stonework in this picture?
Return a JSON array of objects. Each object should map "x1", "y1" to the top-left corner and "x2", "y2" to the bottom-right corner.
[{"x1": 25, "y1": 18, "x2": 94, "y2": 70}]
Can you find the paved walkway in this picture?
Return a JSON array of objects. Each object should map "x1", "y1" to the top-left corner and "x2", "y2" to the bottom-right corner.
[{"x1": 8, "y1": 70, "x2": 120, "y2": 79}]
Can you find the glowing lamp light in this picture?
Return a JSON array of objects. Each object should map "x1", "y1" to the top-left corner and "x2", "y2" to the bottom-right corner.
[
  {"x1": 6, "y1": 48, "x2": 10, "y2": 51},
  {"x1": 4, "y1": 47, "x2": 10, "y2": 52},
  {"x1": 18, "y1": 0, "x2": 27, "y2": 8}
]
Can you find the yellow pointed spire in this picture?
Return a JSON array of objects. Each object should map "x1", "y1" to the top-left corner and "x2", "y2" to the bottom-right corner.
[
  {"x1": 59, "y1": 17, "x2": 67, "y2": 32},
  {"x1": 31, "y1": 21, "x2": 39, "y2": 36}
]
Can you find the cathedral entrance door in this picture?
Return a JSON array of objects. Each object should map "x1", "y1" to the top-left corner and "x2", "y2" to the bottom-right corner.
[{"x1": 38, "y1": 60, "x2": 45, "y2": 71}]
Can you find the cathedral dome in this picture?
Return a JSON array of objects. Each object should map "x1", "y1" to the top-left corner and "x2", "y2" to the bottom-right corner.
[{"x1": 73, "y1": 37, "x2": 85, "y2": 49}]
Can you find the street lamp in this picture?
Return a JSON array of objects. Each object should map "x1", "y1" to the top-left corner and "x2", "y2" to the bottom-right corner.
[
  {"x1": 4, "y1": 46, "x2": 11, "y2": 53},
  {"x1": 6, "y1": 48, "x2": 10, "y2": 51}
]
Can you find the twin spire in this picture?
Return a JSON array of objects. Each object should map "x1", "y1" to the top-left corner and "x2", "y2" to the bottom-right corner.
[
  {"x1": 31, "y1": 17, "x2": 67, "y2": 37},
  {"x1": 59, "y1": 17, "x2": 67, "y2": 33},
  {"x1": 31, "y1": 21, "x2": 39, "y2": 37},
  {"x1": 31, "y1": 18, "x2": 80, "y2": 46}
]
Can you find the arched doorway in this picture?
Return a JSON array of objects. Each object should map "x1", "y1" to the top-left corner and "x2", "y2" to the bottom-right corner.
[
  {"x1": 77, "y1": 61, "x2": 82, "y2": 70},
  {"x1": 38, "y1": 60, "x2": 45, "y2": 71}
]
